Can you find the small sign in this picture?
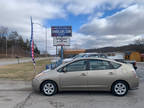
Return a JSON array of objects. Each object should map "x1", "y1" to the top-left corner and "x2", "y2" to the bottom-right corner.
[
  {"x1": 53, "y1": 37, "x2": 70, "y2": 46},
  {"x1": 51, "y1": 26, "x2": 72, "y2": 37}
]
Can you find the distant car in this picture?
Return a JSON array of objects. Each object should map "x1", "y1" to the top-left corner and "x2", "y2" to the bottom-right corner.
[
  {"x1": 32, "y1": 57, "x2": 139, "y2": 96},
  {"x1": 63, "y1": 53, "x2": 107, "y2": 63}
]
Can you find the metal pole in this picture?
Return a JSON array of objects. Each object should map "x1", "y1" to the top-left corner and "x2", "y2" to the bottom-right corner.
[
  {"x1": 12, "y1": 45, "x2": 14, "y2": 57},
  {"x1": 45, "y1": 28, "x2": 47, "y2": 55},
  {"x1": 31, "y1": 17, "x2": 36, "y2": 76},
  {"x1": 6, "y1": 36, "x2": 7, "y2": 57},
  {"x1": 61, "y1": 45, "x2": 63, "y2": 60},
  {"x1": 56, "y1": 46, "x2": 57, "y2": 56}
]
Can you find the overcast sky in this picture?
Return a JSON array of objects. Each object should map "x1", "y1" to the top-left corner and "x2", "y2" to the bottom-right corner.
[{"x1": 0, "y1": 0, "x2": 144, "y2": 54}]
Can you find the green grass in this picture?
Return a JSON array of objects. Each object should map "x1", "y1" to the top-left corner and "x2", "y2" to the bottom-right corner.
[{"x1": 0, "y1": 59, "x2": 50, "y2": 80}]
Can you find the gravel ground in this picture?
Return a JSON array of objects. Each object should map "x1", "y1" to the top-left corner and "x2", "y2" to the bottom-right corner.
[{"x1": 136, "y1": 62, "x2": 144, "y2": 81}]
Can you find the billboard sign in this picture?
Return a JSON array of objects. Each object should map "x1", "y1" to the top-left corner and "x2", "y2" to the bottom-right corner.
[
  {"x1": 53, "y1": 37, "x2": 70, "y2": 46},
  {"x1": 51, "y1": 26, "x2": 72, "y2": 37}
]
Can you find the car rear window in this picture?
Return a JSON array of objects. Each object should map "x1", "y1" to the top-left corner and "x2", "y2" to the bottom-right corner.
[
  {"x1": 111, "y1": 62, "x2": 121, "y2": 69},
  {"x1": 88, "y1": 59, "x2": 113, "y2": 70}
]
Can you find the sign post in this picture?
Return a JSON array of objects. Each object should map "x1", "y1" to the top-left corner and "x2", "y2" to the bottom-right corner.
[
  {"x1": 61, "y1": 45, "x2": 63, "y2": 60},
  {"x1": 51, "y1": 26, "x2": 72, "y2": 61}
]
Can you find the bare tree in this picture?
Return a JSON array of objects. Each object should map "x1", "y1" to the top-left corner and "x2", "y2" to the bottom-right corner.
[
  {"x1": 134, "y1": 38, "x2": 144, "y2": 46},
  {"x1": 0, "y1": 26, "x2": 8, "y2": 55},
  {"x1": 0, "y1": 26, "x2": 8, "y2": 37},
  {"x1": 0, "y1": 26, "x2": 40, "y2": 57}
]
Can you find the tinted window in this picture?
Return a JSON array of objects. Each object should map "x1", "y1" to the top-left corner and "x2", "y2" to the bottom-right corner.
[
  {"x1": 100, "y1": 54, "x2": 107, "y2": 58},
  {"x1": 88, "y1": 59, "x2": 113, "y2": 70},
  {"x1": 111, "y1": 62, "x2": 121, "y2": 69},
  {"x1": 88, "y1": 54, "x2": 99, "y2": 58},
  {"x1": 65, "y1": 60, "x2": 87, "y2": 72}
]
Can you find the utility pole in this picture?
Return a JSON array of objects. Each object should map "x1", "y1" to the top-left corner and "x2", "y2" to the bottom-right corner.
[
  {"x1": 12, "y1": 45, "x2": 14, "y2": 57},
  {"x1": 33, "y1": 22, "x2": 47, "y2": 55},
  {"x1": 6, "y1": 35, "x2": 7, "y2": 57},
  {"x1": 56, "y1": 46, "x2": 57, "y2": 56},
  {"x1": 45, "y1": 28, "x2": 47, "y2": 55},
  {"x1": 61, "y1": 46, "x2": 63, "y2": 60}
]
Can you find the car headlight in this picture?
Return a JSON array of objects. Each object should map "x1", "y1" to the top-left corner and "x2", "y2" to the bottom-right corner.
[{"x1": 35, "y1": 72, "x2": 44, "y2": 78}]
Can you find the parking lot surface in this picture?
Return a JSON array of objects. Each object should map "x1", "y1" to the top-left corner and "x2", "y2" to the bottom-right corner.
[{"x1": 0, "y1": 62, "x2": 144, "y2": 108}]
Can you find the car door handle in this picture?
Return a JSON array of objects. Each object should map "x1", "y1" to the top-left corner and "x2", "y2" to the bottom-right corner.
[
  {"x1": 80, "y1": 73, "x2": 87, "y2": 76},
  {"x1": 109, "y1": 72, "x2": 114, "y2": 75}
]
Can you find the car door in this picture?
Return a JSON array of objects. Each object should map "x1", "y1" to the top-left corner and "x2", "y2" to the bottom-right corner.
[
  {"x1": 59, "y1": 60, "x2": 88, "y2": 90},
  {"x1": 87, "y1": 59, "x2": 117, "y2": 90}
]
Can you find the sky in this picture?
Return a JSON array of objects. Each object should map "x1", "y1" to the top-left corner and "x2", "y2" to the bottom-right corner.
[{"x1": 0, "y1": 0, "x2": 144, "y2": 54}]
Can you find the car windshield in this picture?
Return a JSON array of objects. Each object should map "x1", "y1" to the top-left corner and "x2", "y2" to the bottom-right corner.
[
  {"x1": 86, "y1": 54, "x2": 107, "y2": 58},
  {"x1": 73, "y1": 54, "x2": 86, "y2": 59},
  {"x1": 87, "y1": 54, "x2": 99, "y2": 57}
]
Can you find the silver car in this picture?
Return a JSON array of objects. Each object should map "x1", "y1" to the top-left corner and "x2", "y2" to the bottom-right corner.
[
  {"x1": 32, "y1": 57, "x2": 139, "y2": 96},
  {"x1": 63, "y1": 53, "x2": 107, "y2": 63}
]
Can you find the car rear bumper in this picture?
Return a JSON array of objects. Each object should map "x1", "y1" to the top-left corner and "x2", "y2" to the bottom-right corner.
[{"x1": 130, "y1": 77, "x2": 139, "y2": 89}]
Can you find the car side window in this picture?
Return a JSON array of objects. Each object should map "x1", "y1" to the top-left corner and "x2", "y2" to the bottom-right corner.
[
  {"x1": 65, "y1": 60, "x2": 87, "y2": 72},
  {"x1": 110, "y1": 62, "x2": 121, "y2": 69},
  {"x1": 88, "y1": 59, "x2": 113, "y2": 70}
]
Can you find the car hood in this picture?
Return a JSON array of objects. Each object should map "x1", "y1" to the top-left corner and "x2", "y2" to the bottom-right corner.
[
  {"x1": 41, "y1": 69, "x2": 56, "y2": 73},
  {"x1": 63, "y1": 58, "x2": 73, "y2": 63}
]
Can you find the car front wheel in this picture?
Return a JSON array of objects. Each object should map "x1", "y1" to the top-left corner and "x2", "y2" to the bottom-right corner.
[
  {"x1": 41, "y1": 81, "x2": 57, "y2": 96},
  {"x1": 112, "y1": 81, "x2": 129, "y2": 96}
]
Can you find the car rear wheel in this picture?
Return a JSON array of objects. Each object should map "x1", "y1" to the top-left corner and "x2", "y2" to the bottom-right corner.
[
  {"x1": 41, "y1": 81, "x2": 57, "y2": 96},
  {"x1": 112, "y1": 81, "x2": 128, "y2": 96}
]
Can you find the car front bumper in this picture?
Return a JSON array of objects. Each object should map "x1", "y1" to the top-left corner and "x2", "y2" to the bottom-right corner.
[{"x1": 32, "y1": 78, "x2": 41, "y2": 92}]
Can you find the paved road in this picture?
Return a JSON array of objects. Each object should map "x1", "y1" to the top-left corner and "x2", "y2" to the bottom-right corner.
[
  {"x1": 136, "y1": 62, "x2": 144, "y2": 82},
  {"x1": 0, "y1": 57, "x2": 54, "y2": 66},
  {"x1": 0, "y1": 62, "x2": 143, "y2": 108}
]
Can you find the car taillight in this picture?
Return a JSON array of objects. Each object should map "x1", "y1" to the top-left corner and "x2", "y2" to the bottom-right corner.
[
  {"x1": 134, "y1": 62, "x2": 136, "y2": 67},
  {"x1": 132, "y1": 71, "x2": 138, "y2": 78}
]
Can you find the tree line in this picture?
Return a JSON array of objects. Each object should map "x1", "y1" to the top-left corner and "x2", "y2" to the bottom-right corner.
[{"x1": 0, "y1": 26, "x2": 40, "y2": 57}]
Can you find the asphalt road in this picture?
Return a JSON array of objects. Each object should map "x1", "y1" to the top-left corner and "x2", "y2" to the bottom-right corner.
[
  {"x1": 0, "y1": 62, "x2": 144, "y2": 108},
  {"x1": 0, "y1": 57, "x2": 53, "y2": 66}
]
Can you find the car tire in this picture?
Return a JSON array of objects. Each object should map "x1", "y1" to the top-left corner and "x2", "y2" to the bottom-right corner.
[
  {"x1": 41, "y1": 81, "x2": 57, "y2": 96},
  {"x1": 111, "y1": 81, "x2": 129, "y2": 96}
]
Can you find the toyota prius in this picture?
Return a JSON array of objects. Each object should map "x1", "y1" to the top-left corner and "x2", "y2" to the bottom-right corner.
[{"x1": 32, "y1": 57, "x2": 139, "y2": 96}]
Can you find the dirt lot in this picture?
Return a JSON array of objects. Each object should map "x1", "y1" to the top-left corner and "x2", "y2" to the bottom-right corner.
[
  {"x1": 0, "y1": 62, "x2": 144, "y2": 108},
  {"x1": 0, "y1": 59, "x2": 50, "y2": 80}
]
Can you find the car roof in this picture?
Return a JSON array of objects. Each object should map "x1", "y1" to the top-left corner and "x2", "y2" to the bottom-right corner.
[
  {"x1": 79, "y1": 53, "x2": 107, "y2": 56},
  {"x1": 73, "y1": 57, "x2": 115, "y2": 62},
  {"x1": 79, "y1": 53, "x2": 99, "y2": 55}
]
